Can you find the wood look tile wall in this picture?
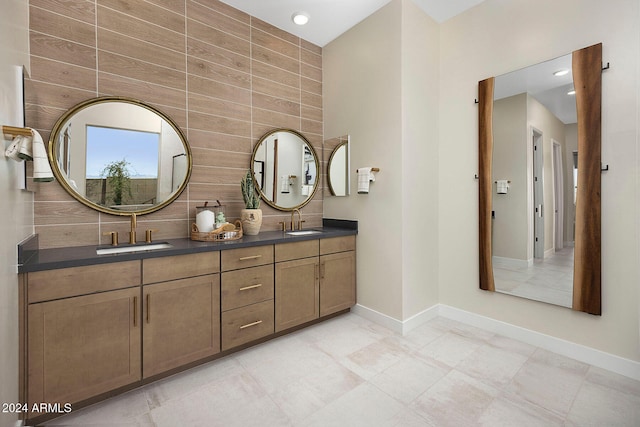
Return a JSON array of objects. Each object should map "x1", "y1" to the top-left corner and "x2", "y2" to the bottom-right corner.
[{"x1": 25, "y1": 0, "x2": 323, "y2": 249}]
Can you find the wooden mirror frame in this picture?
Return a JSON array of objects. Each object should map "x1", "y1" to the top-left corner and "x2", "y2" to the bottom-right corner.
[{"x1": 478, "y1": 43, "x2": 602, "y2": 315}]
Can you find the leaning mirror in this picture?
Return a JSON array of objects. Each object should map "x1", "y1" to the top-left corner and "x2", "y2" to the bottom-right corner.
[
  {"x1": 48, "y1": 96, "x2": 192, "y2": 216},
  {"x1": 251, "y1": 129, "x2": 319, "y2": 211},
  {"x1": 478, "y1": 43, "x2": 602, "y2": 315},
  {"x1": 327, "y1": 136, "x2": 350, "y2": 196}
]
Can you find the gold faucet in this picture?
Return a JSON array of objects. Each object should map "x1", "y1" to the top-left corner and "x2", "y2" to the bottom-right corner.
[
  {"x1": 291, "y1": 209, "x2": 302, "y2": 231},
  {"x1": 129, "y1": 213, "x2": 137, "y2": 244}
]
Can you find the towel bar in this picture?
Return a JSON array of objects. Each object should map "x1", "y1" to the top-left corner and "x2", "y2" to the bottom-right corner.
[{"x1": 2, "y1": 125, "x2": 32, "y2": 138}]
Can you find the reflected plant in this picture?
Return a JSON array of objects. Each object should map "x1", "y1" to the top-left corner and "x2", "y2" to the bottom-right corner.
[{"x1": 101, "y1": 159, "x2": 132, "y2": 205}]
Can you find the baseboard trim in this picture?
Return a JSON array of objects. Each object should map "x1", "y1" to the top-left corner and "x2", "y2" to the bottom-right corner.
[
  {"x1": 350, "y1": 303, "x2": 439, "y2": 334},
  {"x1": 352, "y1": 303, "x2": 640, "y2": 382},
  {"x1": 351, "y1": 304, "x2": 404, "y2": 334}
]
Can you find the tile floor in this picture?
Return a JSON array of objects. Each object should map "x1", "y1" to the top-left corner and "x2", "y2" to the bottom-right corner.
[
  {"x1": 43, "y1": 313, "x2": 640, "y2": 426},
  {"x1": 494, "y1": 247, "x2": 574, "y2": 308}
]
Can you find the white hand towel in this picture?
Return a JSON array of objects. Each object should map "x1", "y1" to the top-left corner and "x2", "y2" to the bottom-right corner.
[
  {"x1": 4, "y1": 135, "x2": 32, "y2": 161},
  {"x1": 31, "y1": 129, "x2": 54, "y2": 182},
  {"x1": 357, "y1": 167, "x2": 373, "y2": 194},
  {"x1": 301, "y1": 185, "x2": 310, "y2": 196},
  {"x1": 496, "y1": 179, "x2": 509, "y2": 194},
  {"x1": 281, "y1": 175, "x2": 289, "y2": 193}
]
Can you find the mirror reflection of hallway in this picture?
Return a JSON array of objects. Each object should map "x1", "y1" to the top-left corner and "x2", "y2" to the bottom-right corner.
[{"x1": 489, "y1": 52, "x2": 579, "y2": 308}]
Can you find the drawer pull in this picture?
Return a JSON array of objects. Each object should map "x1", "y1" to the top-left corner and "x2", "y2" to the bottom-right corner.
[
  {"x1": 239, "y1": 320, "x2": 263, "y2": 330},
  {"x1": 133, "y1": 296, "x2": 137, "y2": 327},
  {"x1": 239, "y1": 283, "x2": 262, "y2": 291},
  {"x1": 239, "y1": 255, "x2": 262, "y2": 261}
]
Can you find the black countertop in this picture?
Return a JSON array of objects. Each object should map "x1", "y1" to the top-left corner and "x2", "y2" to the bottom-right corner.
[{"x1": 18, "y1": 219, "x2": 357, "y2": 273}]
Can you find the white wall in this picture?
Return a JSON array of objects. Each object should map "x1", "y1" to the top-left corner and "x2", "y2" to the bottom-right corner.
[
  {"x1": 0, "y1": 1, "x2": 32, "y2": 426},
  {"x1": 492, "y1": 93, "x2": 528, "y2": 260},
  {"x1": 400, "y1": 0, "x2": 440, "y2": 319},
  {"x1": 439, "y1": 0, "x2": 640, "y2": 361},
  {"x1": 324, "y1": 0, "x2": 440, "y2": 321},
  {"x1": 324, "y1": 0, "x2": 404, "y2": 319}
]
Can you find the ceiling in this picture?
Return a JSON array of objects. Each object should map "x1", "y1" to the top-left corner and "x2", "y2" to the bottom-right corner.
[
  {"x1": 218, "y1": 0, "x2": 574, "y2": 124},
  {"x1": 219, "y1": 0, "x2": 486, "y2": 47},
  {"x1": 494, "y1": 53, "x2": 577, "y2": 124}
]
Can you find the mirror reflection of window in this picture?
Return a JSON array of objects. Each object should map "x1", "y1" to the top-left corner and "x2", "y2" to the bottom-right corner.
[{"x1": 85, "y1": 126, "x2": 159, "y2": 208}]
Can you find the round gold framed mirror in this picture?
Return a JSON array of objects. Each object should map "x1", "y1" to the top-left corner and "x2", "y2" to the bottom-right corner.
[
  {"x1": 48, "y1": 96, "x2": 192, "y2": 216},
  {"x1": 250, "y1": 129, "x2": 319, "y2": 211}
]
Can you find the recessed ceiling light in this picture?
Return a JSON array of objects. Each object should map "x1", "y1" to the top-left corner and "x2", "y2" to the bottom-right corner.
[
  {"x1": 292, "y1": 12, "x2": 309, "y2": 25},
  {"x1": 567, "y1": 89, "x2": 576, "y2": 95},
  {"x1": 554, "y1": 69, "x2": 570, "y2": 77}
]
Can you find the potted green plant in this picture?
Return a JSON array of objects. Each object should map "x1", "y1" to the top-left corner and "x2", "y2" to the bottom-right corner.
[{"x1": 240, "y1": 170, "x2": 262, "y2": 235}]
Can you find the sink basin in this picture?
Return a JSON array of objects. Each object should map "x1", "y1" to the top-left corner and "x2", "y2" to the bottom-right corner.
[
  {"x1": 96, "y1": 242, "x2": 173, "y2": 255},
  {"x1": 286, "y1": 230, "x2": 324, "y2": 236}
]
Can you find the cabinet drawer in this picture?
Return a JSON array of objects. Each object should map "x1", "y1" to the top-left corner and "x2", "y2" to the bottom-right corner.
[
  {"x1": 27, "y1": 261, "x2": 141, "y2": 303},
  {"x1": 222, "y1": 265, "x2": 274, "y2": 311},
  {"x1": 221, "y1": 300, "x2": 274, "y2": 351},
  {"x1": 221, "y1": 245, "x2": 274, "y2": 271},
  {"x1": 143, "y1": 252, "x2": 219, "y2": 284},
  {"x1": 275, "y1": 240, "x2": 319, "y2": 262},
  {"x1": 320, "y1": 236, "x2": 356, "y2": 255}
]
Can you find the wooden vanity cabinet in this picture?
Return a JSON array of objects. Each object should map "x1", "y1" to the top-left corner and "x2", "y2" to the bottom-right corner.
[
  {"x1": 274, "y1": 240, "x2": 320, "y2": 332},
  {"x1": 142, "y1": 252, "x2": 220, "y2": 378},
  {"x1": 25, "y1": 262, "x2": 141, "y2": 408},
  {"x1": 320, "y1": 236, "x2": 356, "y2": 316},
  {"x1": 21, "y1": 232, "x2": 356, "y2": 423},
  {"x1": 221, "y1": 246, "x2": 275, "y2": 351}
]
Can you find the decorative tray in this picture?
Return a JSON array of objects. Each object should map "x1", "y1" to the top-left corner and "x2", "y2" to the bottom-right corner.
[{"x1": 191, "y1": 219, "x2": 243, "y2": 242}]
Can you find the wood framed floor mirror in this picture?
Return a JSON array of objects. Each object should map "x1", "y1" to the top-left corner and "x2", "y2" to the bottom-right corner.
[{"x1": 478, "y1": 43, "x2": 602, "y2": 315}]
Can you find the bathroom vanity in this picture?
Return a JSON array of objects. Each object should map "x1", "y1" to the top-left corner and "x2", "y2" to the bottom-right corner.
[{"x1": 18, "y1": 224, "x2": 356, "y2": 425}]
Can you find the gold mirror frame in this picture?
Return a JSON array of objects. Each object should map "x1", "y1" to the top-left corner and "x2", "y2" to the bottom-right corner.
[
  {"x1": 48, "y1": 96, "x2": 192, "y2": 217},
  {"x1": 478, "y1": 43, "x2": 602, "y2": 315},
  {"x1": 327, "y1": 139, "x2": 350, "y2": 196},
  {"x1": 250, "y1": 129, "x2": 320, "y2": 211}
]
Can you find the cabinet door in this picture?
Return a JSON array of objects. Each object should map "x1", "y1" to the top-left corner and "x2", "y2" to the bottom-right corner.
[
  {"x1": 143, "y1": 274, "x2": 220, "y2": 378},
  {"x1": 320, "y1": 251, "x2": 356, "y2": 316},
  {"x1": 28, "y1": 287, "x2": 141, "y2": 406},
  {"x1": 275, "y1": 257, "x2": 319, "y2": 332}
]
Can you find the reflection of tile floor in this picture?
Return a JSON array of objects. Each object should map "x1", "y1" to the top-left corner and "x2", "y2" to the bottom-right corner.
[
  {"x1": 494, "y1": 247, "x2": 574, "y2": 308},
  {"x1": 44, "y1": 313, "x2": 640, "y2": 426}
]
